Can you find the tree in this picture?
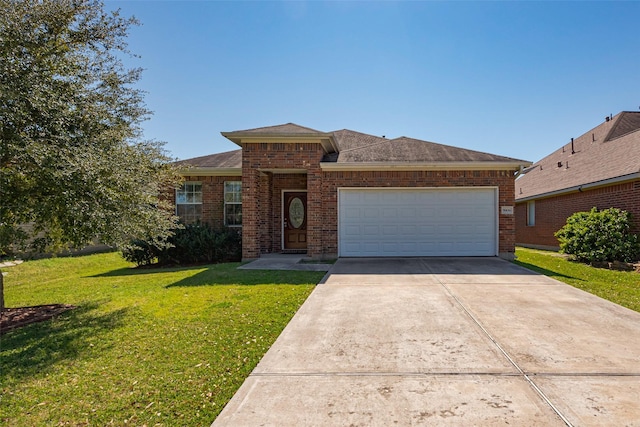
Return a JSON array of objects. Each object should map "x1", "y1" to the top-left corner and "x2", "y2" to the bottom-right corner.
[{"x1": 0, "y1": 0, "x2": 182, "y2": 310}]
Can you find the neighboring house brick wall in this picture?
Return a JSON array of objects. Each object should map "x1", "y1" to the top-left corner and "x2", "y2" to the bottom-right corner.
[
  {"x1": 321, "y1": 170, "x2": 516, "y2": 257},
  {"x1": 515, "y1": 179, "x2": 640, "y2": 248}
]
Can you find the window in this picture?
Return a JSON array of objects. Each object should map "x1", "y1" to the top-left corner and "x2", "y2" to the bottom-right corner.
[
  {"x1": 527, "y1": 201, "x2": 535, "y2": 226},
  {"x1": 176, "y1": 182, "x2": 202, "y2": 224},
  {"x1": 224, "y1": 181, "x2": 242, "y2": 226}
]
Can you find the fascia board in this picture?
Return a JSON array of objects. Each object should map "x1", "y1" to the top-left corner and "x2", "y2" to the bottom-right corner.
[
  {"x1": 320, "y1": 161, "x2": 531, "y2": 172},
  {"x1": 221, "y1": 132, "x2": 337, "y2": 153},
  {"x1": 178, "y1": 167, "x2": 242, "y2": 177}
]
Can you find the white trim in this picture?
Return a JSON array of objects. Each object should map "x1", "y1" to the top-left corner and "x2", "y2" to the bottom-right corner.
[
  {"x1": 224, "y1": 181, "x2": 242, "y2": 227},
  {"x1": 321, "y1": 161, "x2": 529, "y2": 172},
  {"x1": 258, "y1": 168, "x2": 307, "y2": 174},
  {"x1": 178, "y1": 167, "x2": 241, "y2": 177},
  {"x1": 516, "y1": 172, "x2": 640, "y2": 202},
  {"x1": 175, "y1": 181, "x2": 203, "y2": 222},
  {"x1": 337, "y1": 187, "x2": 499, "y2": 257},
  {"x1": 221, "y1": 133, "x2": 338, "y2": 153},
  {"x1": 526, "y1": 201, "x2": 536, "y2": 226},
  {"x1": 281, "y1": 189, "x2": 308, "y2": 251}
]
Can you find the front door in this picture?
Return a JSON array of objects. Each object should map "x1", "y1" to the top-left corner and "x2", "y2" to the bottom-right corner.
[{"x1": 283, "y1": 192, "x2": 307, "y2": 251}]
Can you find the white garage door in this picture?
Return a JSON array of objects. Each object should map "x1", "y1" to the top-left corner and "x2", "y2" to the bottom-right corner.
[{"x1": 339, "y1": 188, "x2": 497, "y2": 257}]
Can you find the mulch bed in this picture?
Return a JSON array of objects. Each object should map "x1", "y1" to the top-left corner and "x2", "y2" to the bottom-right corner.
[{"x1": 0, "y1": 304, "x2": 75, "y2": 335}]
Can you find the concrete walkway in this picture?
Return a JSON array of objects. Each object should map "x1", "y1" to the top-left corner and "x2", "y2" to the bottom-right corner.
[{"x1": 213, "y1": 257, "x2": 640, "y2": 426}]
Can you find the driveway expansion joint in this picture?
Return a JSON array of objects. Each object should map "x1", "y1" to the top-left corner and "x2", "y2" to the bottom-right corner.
[{"x1": 424, "y1": 264, "x2": 574, "y2": 427}]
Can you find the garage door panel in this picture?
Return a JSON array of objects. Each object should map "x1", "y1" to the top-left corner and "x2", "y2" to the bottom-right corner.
[{"x1": 339, "y1": 188, "x2": 496, "y2": 257}]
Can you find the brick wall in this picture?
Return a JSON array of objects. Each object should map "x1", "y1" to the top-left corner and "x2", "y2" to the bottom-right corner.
[
  {"x1": 241, "y1": 142, "x2": 325, "y2": 259},
  {"x1": 177, "y1": 175, "x2": 240, "y2": 228},
  {"x1": 320, "y1": 170, "x2": 516, "y2": 258},
  {"x1": 188, "y1": 143, "x2": 519, "y2": 259},
  {"x1": 515, "y1": 180, "x2": 640, "y2": 248}
]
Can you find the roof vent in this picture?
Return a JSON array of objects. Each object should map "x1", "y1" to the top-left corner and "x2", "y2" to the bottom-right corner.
[
  {"x1": 557, "y1": 161, "x2": 563, "y2": 168},
  {"x1": 571, "y1": 137, "x2": 575, "y2": 154},
  {"x1": 606, "y1": 116, "x2": 610, "y2": 122}
]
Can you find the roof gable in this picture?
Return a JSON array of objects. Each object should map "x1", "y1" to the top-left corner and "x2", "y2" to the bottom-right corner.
[
  {"x1": 225, "y1": 123, "x2": 324, "y2": 135},
  {"x1": 606, "y1": 112, "x2": 640, "y2": 141},
  {"x1": 516, "y1": 112, "x2": 640, "y2": 201}
]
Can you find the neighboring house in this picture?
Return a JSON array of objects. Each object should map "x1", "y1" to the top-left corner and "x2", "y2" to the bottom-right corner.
[
  {"x1": 515, "y1": 111, "x2": 640, "y2": 249},
  {"x1": 173, "y1": 123, "x2": 531, "y2": 260}
]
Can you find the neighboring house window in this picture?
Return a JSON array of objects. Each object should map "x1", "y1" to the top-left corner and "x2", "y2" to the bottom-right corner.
[
  {"x1": 176, "y1": 182, "x2": 202, "y2": 224},
  {"x1": 224, "y1": 181, "x2": 242, "y2": 226},
  {"x1": 527, "y1": 201, "x2": 535, "y2": 226}
]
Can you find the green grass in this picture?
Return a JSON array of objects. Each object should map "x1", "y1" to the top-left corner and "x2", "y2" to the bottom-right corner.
[
  {"x1": 514, "y1": 247, "x2": 640, "y2": 313},
  {"x1": 0, "y1": 252, "x2": 326, "y2": 426}
]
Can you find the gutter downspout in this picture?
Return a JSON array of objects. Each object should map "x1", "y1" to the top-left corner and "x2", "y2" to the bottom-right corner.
[{"x1": 514, "y1": 165, "x2": 525, "y2": 179}]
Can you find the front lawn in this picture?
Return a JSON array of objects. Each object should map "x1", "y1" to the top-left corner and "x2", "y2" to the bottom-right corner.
[
  {"x1": 514, "y1": 247, "x2": 640, "y2": 313},
  {"x1": 0, "y1": 252, "x2": 325, "y2": 426}
]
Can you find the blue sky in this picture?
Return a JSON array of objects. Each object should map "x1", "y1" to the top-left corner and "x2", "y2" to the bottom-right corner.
[{"x1": 108, "y1": 1, "x2": 639, "y2": 163}]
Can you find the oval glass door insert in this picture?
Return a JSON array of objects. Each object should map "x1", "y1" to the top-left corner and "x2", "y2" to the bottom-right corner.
[{"x1": 289, "y1": 197, "x2": 305, "y2": 229}]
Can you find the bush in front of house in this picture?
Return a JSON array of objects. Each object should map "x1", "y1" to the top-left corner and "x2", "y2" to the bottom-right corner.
[
  {"x1": 555, "y1": 207, "x2": 640, "y2": 264},
  {"x1": 121, "y1": 238, "x2": 159, "y2": 266},
  {"x1": 122, "y1": 223, "x2": 242, "y2": 267}
]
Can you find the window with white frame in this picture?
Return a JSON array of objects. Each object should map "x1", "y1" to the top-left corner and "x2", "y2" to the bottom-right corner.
[
  {"x1": 176, "y1": 182, "x2": 202, "y2": 224},
  {"x1": 224, "y1": 181, "x2": 242, "y2": 226},
  {"x1": 527, "y1": 201, "x2": 535, "y2": 226}
]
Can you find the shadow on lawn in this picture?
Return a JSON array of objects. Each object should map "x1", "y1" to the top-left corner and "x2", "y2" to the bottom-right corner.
[
  {"x1": 166, "y1": 266, "x2": 325, "y2": 288},
  {"x1": 90, "y1": 263, "x2": 223, "y2": 278},
  {"x1": 512, "y1": 260, "x2": 583, "y2": 282},
  {"x1": 0, "y1": 302, "x2": 130, "y2": 383}
]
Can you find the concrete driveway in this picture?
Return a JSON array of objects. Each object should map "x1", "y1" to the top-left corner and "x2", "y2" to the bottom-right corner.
[{"x1": 212, "y1": 257, "x2": 640, "y2": 426}]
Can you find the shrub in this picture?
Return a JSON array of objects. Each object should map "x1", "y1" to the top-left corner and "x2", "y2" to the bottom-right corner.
[
  {"x1": 121, "y1": 223, "x2": 242, "y2": 267},
  {"x1": 555, "y1": 207, "x2": 640, "y2": 263},
  {"x1": 121, "y1": 238, "x2": 159, "y2": 266}
]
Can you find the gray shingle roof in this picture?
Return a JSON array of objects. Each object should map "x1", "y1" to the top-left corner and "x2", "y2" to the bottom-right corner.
[
  {"x1": 328, "y1": 130, "x2": 526, "y2": 163},
  {"x1": 177, "y1": 123, "x2": 530, "y2": 168},
  {"x1": 516, "y1": 111, "x2": 640, "y2": 200},
  {"x1": 174, "y1": 149, "x2": 242, "y2": 168},
  {"x1": 223, "y1": 123, "x2": 324, "y2": 136}
]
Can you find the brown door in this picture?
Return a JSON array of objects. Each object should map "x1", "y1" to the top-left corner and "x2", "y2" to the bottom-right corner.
[{"x1": 284, "y1": 192, "x2": 307, "y2": 250}]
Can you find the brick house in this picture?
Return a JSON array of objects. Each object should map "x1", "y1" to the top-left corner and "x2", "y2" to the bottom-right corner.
[
  {"x1": 173, "y1": 123, "x2": 530, "y2": 260},
  {"x1": 515, "y1": 111, "x2": 640, "y2": 249}
]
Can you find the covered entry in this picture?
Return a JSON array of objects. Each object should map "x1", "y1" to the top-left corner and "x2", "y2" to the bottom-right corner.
[{"x1": 338, "y1": 188, "x2": 497, "y2": 257}]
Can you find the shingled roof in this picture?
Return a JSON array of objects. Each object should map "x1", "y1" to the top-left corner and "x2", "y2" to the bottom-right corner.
[
  {"x1": 176, "y1": 124, "x2": 530, "y2": 169},
  {"x1": 516, "y1": 111, "x2": 640, "y2": 201},
  {"x1": 175, "y1": 149, "x2": 242, "y2": 169},
  {"x1": 326, "y1": 130, "x2": 524, "y2": 163},
  {"x1": 223, "y1": 123, "x2": 324, "y2": 136}
]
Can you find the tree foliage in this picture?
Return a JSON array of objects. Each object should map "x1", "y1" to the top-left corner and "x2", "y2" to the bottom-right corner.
[
  {"x1": 0, "y1": 0, "x2": 181, "y2": 254},
  {"x1": 0, "y1": 0, "x2": 182, "y2": 307},
  {"x1": 555, "y1": 207, "x2": 640, "y2": 263}
]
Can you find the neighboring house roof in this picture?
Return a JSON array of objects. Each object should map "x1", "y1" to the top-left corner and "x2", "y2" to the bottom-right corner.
[
  {"x1": 175, "y1": 123, "x2": 531, "y2": 173},
  {"x1": 516, "y1": 111, "x2": 640, "y2": 202}
]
